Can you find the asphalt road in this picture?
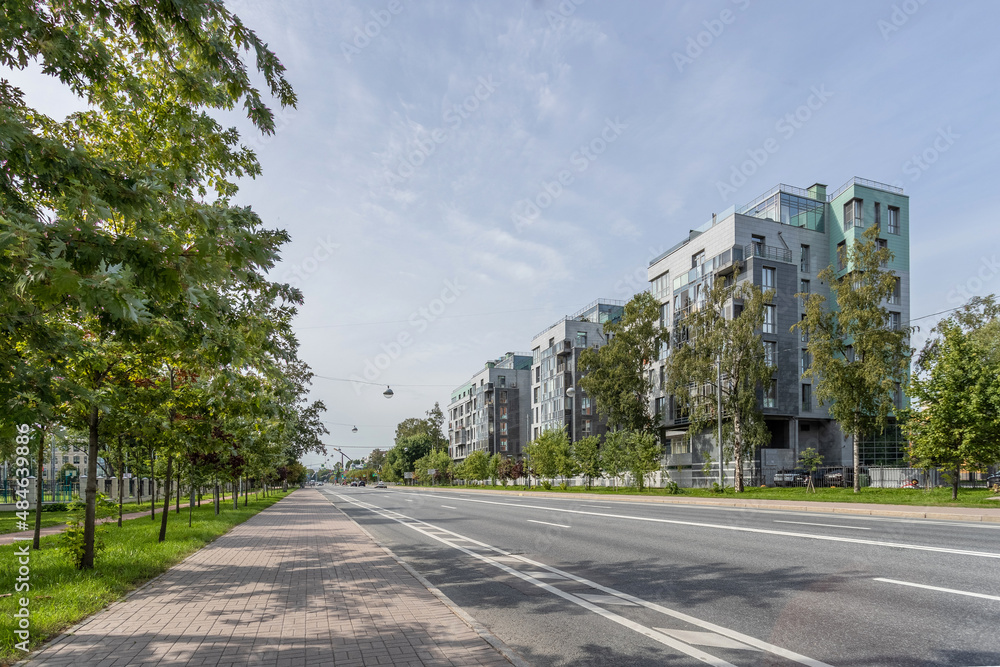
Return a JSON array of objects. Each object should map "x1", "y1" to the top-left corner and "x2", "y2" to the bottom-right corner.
[{"x1": 320, "y1": 487, "x2": 1000, "y2": 667}]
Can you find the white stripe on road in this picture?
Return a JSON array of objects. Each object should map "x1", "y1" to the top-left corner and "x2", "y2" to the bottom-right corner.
[
  {"x1": 441, "y1": 505, "x2": 457, "y2": 509},
  {"x1": 333, "y1": 493, "x2": 832, "y2": 667},
  {"x1": 774, "y1": 520, "x2": 871, "y2": 530},
  {"x1": 582, "y1": 505, "x2": 613, "y2": 509},
  {"x1": 527, "y1": 519, "x2": 570, "y2": 528},
  {"x1": 873, "y1": 578, "x2": 1000, "y2": 602},
  {"x1": 410, "y1": 494, "x2": 1000, "y2": 560}
]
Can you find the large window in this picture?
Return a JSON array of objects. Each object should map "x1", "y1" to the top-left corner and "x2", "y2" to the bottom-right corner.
[
  {"x1": 692, "y1": 251, "x2": 705, "y2": 268},
  {"x1": 763, "y1": 340, "x2": 776, "y2": 367},
  {"x1": 844, "y1": 198, "x2": 863, "y2": 229},
  {"x1": 670, "y1": 438, "x2": 691, "y2": 455},
  {"x1": 874, "y1": 202, "x2": 881, "y2": 232},
  {"x1": 652, "y1": 272, "x2": 670, "y2": 299},
  {"x1": 887, "y1": 311, "x2": 902, "y2": 330},
  {"x1": 799, "y1": 279, "x2": 810, "y2": 300},
  {"x1": 581, "y1": 396, "x2": 592, "y2": 415},
  {"x1": 800, "y1": 314, "x2": 808, "y2": 342},
  {"x1": 763, "y1": 380, "x2": 777, "y2": 409},
  {"x1": 889, "y1": 277, "x2": 901, "y2": 305},
  {"x1": 801, "y1": 349, "x2": 811, "y2": 376},
  {"x1": 802, "y1": 384, "x2": 812, "y2": 412},
  {"x1": 575, "y1": 331, "x2": 587, "y2": 348},
  {"x1": 800, "y1": 244, "x2": 810, "y2": 273},
  {"x1": 887, "y1": 206, "x2": 900, "y2": 234},
  {"x1": 751, "y1": 235, "x2": 765, "y2": 257},
  {"x1": 762, "y1": 267, "x2": 776, "y2": 290},
  {"x1": 763, "y1": 305, "x2": 776, "y2": 334},
  {"x1": 837, "y1": 241, "x2": 847, "y2": 271}
]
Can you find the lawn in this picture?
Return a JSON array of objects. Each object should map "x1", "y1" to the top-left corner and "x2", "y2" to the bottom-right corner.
[
  {"x1": 421, "y1": 483, "x2": 1000, "y2": 508},
  {"x1": 0, "y1": 489, "x2": 292, "y2": 663}
]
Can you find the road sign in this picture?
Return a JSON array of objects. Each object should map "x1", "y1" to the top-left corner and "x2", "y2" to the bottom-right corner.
[
  {"x1": 428, "y1": 469, "x2": 437, "y2": 475},
  {"x1": 403, "y1": 472, "x2": 414, "y2": 479}
]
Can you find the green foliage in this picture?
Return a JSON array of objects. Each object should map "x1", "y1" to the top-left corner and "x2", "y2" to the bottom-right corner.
[
  {"x1": 904, "y1": 299, "x2": 1000, "y2": 499},
  {"x1": 579, "y1": 292, "x2": 667, "y2": 434},
  {"x1": 601, "y1": 430, "x2": 628, "y2": 489},
  {"x1": 414, "y1": 449, "x2": 453, "y2": 484},
  {"x1": 41, "y1": 503, "x2": 69, "y2": 512},
  {"x1": 798, "y1": 447, "x2": 824, "y2": 493},
  {"x1": 572, "y1": 435, "x2": 602, "y2": 488},
  {"x1": 461, "y1": 450, "x2": 490, "y2": 482},
  {"x1": 624, "y1": 430, "x2": 662, "y2": 491},
  {"x1": 525, "y1": 428, "x2": 572, "y2": 482},
  {"x1": 663, "y1": 268, "x2": 772, "y2": 492},
  {"x1": 796, "y1": 225, "x2": 911, "y2": 491}
]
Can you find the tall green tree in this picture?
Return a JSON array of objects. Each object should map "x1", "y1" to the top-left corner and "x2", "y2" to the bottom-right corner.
[
  {"x1": 601, "y1": 430, "x2": 628, "y2": 490},
  {"x1": 579, "y1": 292, "x2": 667, "y2": 435},
  {"x1": 623, "y1": 430, "x2": 662, "y2": 491},
  {"x1": 572, "y1": 435, "x2": 602, "y2": 489},
  {"x1": 904, "y1": 306, "x2": 1000, "y2": 499},
  {"x1": 663, "y1": 269, "x2": 773, "y2": 491},
  {"x1": 462, "y1": 450, "x2": 490, "y2": 483},
  {"x1": 525, "y1": 428, "x2": 572, "y2": 484},
  {"x1": 796, "y1": 225, "x2": 911, "y2": 492}
]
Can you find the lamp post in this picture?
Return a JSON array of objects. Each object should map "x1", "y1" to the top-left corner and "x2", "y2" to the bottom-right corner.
[{"x1": 565, "y1": 385, "x2": 576, "y2": 444}]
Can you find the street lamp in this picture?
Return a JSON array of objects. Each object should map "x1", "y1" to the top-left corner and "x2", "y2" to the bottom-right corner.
[
  {"x1": 383, "y1": 385, "x2": 394, "y2": 398},
  {"x1": 565, "y1": 385, "x2": 576, "y2": 444},
  {"x1": 352, "y1": 425, "x2": 358, "y2": 433}
]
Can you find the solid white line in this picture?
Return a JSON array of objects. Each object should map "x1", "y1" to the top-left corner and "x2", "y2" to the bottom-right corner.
[
  {"x1": 583, "y1": 505, "x2": 613, "y2": 509},
  {"x1": 527, "y1": 519, "x2": 570, "y2": 528},
  {"x1": 873, "y1": 578, "x2": 1000, "y2": 602},
  {"x1": 415, "y1": 495, "x2": 1000, "y2": 560},
  {"x1": 441, "y1": 505, "x2": 457, "y2": 509},
  {"x1": 774, "y1": 520, "x2": 871, "y2": 530}
]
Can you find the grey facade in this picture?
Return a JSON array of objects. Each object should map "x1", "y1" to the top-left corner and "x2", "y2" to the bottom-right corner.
[
  {"x1": 529, "y1": 300, "x2": 624, "y2": 444},
  {"x1": 647, "y1": 178, "x2": 910, "y2": 481},
  {"x1": 447, "y1": 352, "x2": 531, "y2": 462}
]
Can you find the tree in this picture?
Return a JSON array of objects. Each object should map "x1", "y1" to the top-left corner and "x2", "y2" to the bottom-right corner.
[
  {"x1": 798, "y1": 447, "x2": 823, "y2": 493},
  {"x1": 904, "y1": 306, "x2": 1000, "y2": 499},
  {"x1": 525, "y1": 429, "x2": 572, "y2": 485},
  {"x1": 383, "y1": 432, "x2": 435, "y2": 481},
  {"x1": 367, "y1": 448, "x2": 387, "y2": 473},
  {"x1": 579, "y1": 292, "x2": 667, "y2": 435},
  {"x1": 663, "y1": 268, "x2": 773, "y2": 491},
  {"x1": 488, "y1": 453, "x2": 501, "y2": 486},
  {"x1": 623, "y1": 430, "x2": 662, "y2": 492},
  {"x1": 796, "y1": 225, "x2": 911, "y2": 492},
  {"x1": 497, "y1": 456, "x2": 516, "y2": 487},
  {"x1": 394, "y1": 403, "x2": 447, "y2": 451},
  {"x1": 572, "y1": 435, "x2": 602, "y2": 489},
  {"x1": 462, "y1": 450, "x2": 490, "y2": 483},
  {"x1": 601, "y1": 431, "x2": 628, "y2": 490}
]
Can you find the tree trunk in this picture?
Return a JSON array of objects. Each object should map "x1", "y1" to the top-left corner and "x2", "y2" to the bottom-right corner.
[
  {"x1": 953, "y1": 465, "x2": 960, "y2": 500},
  {"x1": 33, "y1": 427, "x2": 46, "y2": 550},
  {"x1": 853, "y1": 428, "x2": 861, "y2": 493},
  {"x1": 234, "y1": 477, "x2": 239, "y2": 510},
  {"x1": 733, "y1": 417, "x2": 744, "y2": 493},
  {"x1": 189, "y1": 481, "x2": 195, "y2": 527},
  {"x1": 214, "y1": 479, "x2": 220, "y2": 516},
  {"x1": 82, "y1": 404, "x2": 100, "y2": 570},
  {"x1": 244, "y1": 474, "x2": 248, "y2": 506},
  {"x1": 158, "y1": 455, "x2": 172, "y2": 543},
  {"x1": 176, "y1": 468, "x2": 181, "y2": 513},
  {"x1": 117, "y1": 435, "x2": 124, "y2": 528}
]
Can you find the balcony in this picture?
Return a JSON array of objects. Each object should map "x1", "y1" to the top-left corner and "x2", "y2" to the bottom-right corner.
[{"x1": 745, "y1": 243, "x2": 792, "y2": 264}]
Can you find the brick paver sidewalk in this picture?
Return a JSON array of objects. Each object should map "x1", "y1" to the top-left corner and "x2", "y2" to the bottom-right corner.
[{"x1": 25, "y1": 490, "x2": 513, "y2": 667}]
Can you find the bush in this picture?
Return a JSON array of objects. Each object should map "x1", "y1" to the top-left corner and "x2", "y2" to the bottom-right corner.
[
  {"x1": 41, "y1": 503, "x2": 69, "y2": 512},
  {"x1": 541, "y1": 481, "x2": 552, "y2": 490},
  {"x1": 665, "y1": 481, "x2": 681, "y2": 495},
  {"x1": 558, "y1": 482, "x2": 568, "y2": 491}
]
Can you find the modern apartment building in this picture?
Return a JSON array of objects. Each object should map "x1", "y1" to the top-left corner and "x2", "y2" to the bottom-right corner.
[
  {"x1": 447, "y1": 352, "x2": 532, "y2": 462},
  {"x1": 647, "y1": 177, "x2": 910, "y2": 481},
  {"x1": 529, "y1": 300, "x2": 625, "y2": 443}
]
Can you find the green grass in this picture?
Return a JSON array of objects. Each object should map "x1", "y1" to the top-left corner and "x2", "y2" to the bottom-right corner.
[
  {"x1": 422, "y1": 483, "x2": 1000, "y2": 508},
  {"x1": 0, "y1": 489, "x2": 292, "y2": 663}
]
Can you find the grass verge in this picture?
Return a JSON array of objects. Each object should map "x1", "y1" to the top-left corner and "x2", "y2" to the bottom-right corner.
[
  {"x1": 415, "y1": 484, "x2": 1000, "y2": 508},
  {"x1": 0, "y1": 489, "x2": 292, "y2": 663}
]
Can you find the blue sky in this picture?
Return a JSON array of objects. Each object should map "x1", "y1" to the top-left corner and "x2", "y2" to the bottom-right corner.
[{"x1": 10, "y1": 1, "x2": 1000, "y2": 468}]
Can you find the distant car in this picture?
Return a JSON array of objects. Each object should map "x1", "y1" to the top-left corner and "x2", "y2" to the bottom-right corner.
[
  {"x1": 773, "y1": 468, "x2": 819, "y2": 487},
  {"x1": 374, "y1": 482, "x2": 387, "y2": 489},
  {"x1": 317, "y1": 482, "x2": 324, "y2": 487},
  {"x1": 349, "y1": 481, "x2": 358, "y2": 487},
  {"x1": 358, "y1": 481, "x2": 366, "y2": 487},
  {"x1": 986, "y1": 471, "x2": 1000, "y2": 487}
]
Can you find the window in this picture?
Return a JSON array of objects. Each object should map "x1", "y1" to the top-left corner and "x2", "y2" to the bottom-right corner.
[
  {"x1": 877, "y1": 238, "x2": 888, "y2": 266},
  {"x1": 498, "y1": 375, "x2": 506, "y2": 388},
  {"x1": 800, "y1": 279, "x2": 810, "y2": 296},
  {"x1": 659, "y1": 303, "x2": 669, "y2": 329},
  {"x1": 652, "y1": 272, "x2": 670, "y2": 298},
  {"x1": 62, "y1": 455, "x2": 68, "y2": 464},
  {"x1": 889, "y1": 277, "x2": 901, "y2": 305},
  {"x1": 887, "y1": 206, "x2": 900, "y2": 234},
  {"x1": 499, "y1": 406, "x2": 508, "y2": 419},
  {"x1": 837, "y1": 241, "x2": 847, "y2": 271},
  {"x1": 762, "y1": 266, "x2": 776, "y2": 290},
  {"x1": 845, "y1": 345, "x2": 855, "y2": 362},
  {"x1": 893, "y1": 382, "x2": 903, "y2": 409},
  {"x1": 800, "y1": 314, "x2": 808, "y2": 342},
  {"x1": 582, "y1": 419, "x2": 592, "y2": 435},
  {"x1": 581, "y1": 396, "x2": 592, "y2": 415},
  {"x1": 800, "y1": 245, "x2": 810, "y2": 273},
  {"x1": 801, "y1": 349, "x2": 811, "y2": 376},
  {"x1": 499, "y1": 390, "x2": 507, "y2": 403},
  {"x1": 500, "y1": 439, "x2": 508, "y2": 452},
  {"x1": 73, "y1": 456, "x2": 80, "y2": 464},
  {"x1": 535, "y1": 366, "x2": 540, "y2": 382},
  {"x1": 763, "y1": 304, "x2": 776, "y2": 334},
  {"x1": 751, "y1": 235, "x2": 765, "y2": 257},
  {"x1": 500, "y1": 421, "x2": 508, "y2": 434},
  {"x1": 802, "y1": 384, "x2": 812, "y2": 412},
  {"x1": 575, "y1": 331, "x2": 587, "y2": 347},
  {"x1": 763, "y1": 380, "x2": 777, "y2": 409},
  {"x1": 533, "y1": 387, "x2": 539, "y2": 404},
  {"x1": 659, "y1": 365, "x2": 665, "y2": 389},
  {"x1": 844, "y1": 198, "x2": 862, "y2": 229},
  {"x1": 671, "y1": 438, "x2": 691, "y2": 455},
  {"x1": 692, "y1": 251, "x2": 705, "y2": 268},
  {"x1": 654, "y1": 397, "x2": 665, "y2": 415},
  {"x1": 764, "y1": 340, "x2": 776, "y2": 367},
  {"x1": 888, "y1": 311, "x2": 901, "y2": 330}
]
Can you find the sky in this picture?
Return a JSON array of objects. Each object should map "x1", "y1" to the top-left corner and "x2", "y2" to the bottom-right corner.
[{"x1": 9, "y1": 1, "x2": 1000, "y2": 469}]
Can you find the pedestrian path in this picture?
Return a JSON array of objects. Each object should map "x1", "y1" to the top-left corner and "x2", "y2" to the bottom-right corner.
[{"x1": 24, "y1": 490, "x2": 513, "y2": 667}]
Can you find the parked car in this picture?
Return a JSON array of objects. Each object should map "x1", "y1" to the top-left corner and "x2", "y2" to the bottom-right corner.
[
  {"x1": 374, "y1": 482, "x2": 387, "y2": 489},
  {"x1": 349, "y1": 481, "x2": 358, "y2": 487},
  {"x1": 773, "y1": 468, "x2": 819, "y2": 487},
  {"x1": 358, "y1": 481, "x2": 366, "y2": 487},
  {"x1": 822, "y1": 469, "x2": 845, "y2": 486},
  {"x1": 987, "y1": 471, "x2": 1000, "y2": 487}
]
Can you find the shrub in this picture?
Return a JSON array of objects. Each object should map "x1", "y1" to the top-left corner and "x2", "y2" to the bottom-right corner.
[
  {"x1": 541, "y1": 481, "x2": 552, "y2": 491},
  {"x1": 41, "y1": 503, "x2": 69, "y2": 512}
]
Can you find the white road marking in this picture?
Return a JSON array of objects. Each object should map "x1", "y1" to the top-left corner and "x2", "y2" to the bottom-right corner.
[
  {"x1": 527, "y1": 519, "x2": 570, "y2": 528},
  {"x1": 577, "y1": 593, "x2": 638, "y2": 606},
  {"x1": 414, "y1": 494, "x2": 1000, "y2": 560},
  {"x1": 656, "y1": 629, "x2": 761, "y2": 651},
  {"x1": 774, "y1": 520, "x2": 871, "y2": 530},
  {"x1": 873, "y1": 578, "x2": 1000, "y2": 601},
  {"x1": 521, "y1": 572, "x2": 567, "y2": 580},
  {"x1": 333, "y1": 493, "x2": 832, "y2": 667},
  {"x1": 441, "y1": 505, "x2": 457, "y2": 509},
  {"x1": 582, "y1": 505, "x2": 613, "y2": 509}
]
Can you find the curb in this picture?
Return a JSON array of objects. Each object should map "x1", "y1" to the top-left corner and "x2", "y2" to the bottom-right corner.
[
  {"x1": 390, "y1": 485, "x2": 1000, "y2": 523},
  {"x1": 324, "y1": 494, "x2": 530, "y2": 667}
]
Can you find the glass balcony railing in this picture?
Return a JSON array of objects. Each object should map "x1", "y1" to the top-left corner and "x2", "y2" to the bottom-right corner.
[{"x1": 745, "y1": 243, "x2": 792, "y2": 264}]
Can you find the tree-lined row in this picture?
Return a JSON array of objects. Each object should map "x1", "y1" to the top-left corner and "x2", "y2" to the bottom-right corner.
[{"x1": 1, "y1": 1, "x2": 324, "y2": 567}]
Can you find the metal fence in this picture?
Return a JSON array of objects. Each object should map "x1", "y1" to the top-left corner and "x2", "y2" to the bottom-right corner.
[{"x1": 0, "y1": 480, "x2": 77, "y2": 503}]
